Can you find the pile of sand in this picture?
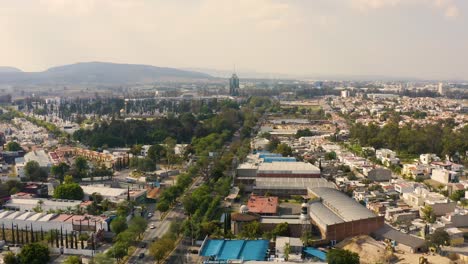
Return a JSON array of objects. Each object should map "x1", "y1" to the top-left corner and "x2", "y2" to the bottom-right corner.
[{"x1": 336, "y1": 235, "x2": 392, "y2": 264}]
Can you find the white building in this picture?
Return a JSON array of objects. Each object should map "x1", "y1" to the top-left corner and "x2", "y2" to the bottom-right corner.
[
  {"x1": 402, "y1": 187, "x2": 456, "y2": 216},
  {"x1": 81, "y1": 185, "x2": 146, "y2": 203},
  {"x1": 376, "y1": 149, "x2": 400, "y2": 166},
  {"x1": 0, "y1": 210, "x2": 108, "y2": 232},
  {"x1": 4, "y1": 197, "x2": 83, "y2": 212},
  {"x1": 420, "y1": 154, "x2": 440, "y2": 165},
  {"x1": 431, "y1": 168, "x2": 458, "y2": 184}
]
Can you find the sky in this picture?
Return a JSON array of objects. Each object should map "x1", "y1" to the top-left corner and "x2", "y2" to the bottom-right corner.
[{"x1": 0, "y1": 0, "x2": 467, "y2": 80}]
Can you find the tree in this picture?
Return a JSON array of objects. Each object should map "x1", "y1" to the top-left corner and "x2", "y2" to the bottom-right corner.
[
  {"x1": 54, "y1": 183, "x2": 84, "y2": 200},
  {"x1": 325, "y1": 151, "x2": 337, "y2": 160},
  {"x1": 18, "y1": 243, "x2": 50, "y2": 264},
  {"x1": 272, "y1": 222, "x2": 289, "y2": 237},
  {"x1": 148, "y1": 144, "x2": 166, "y2": 163},
  {"x1": 301, "y1": 230, "x2": 312, "y2": 246},
  {"x1": 327, "y1": 248, "x2": 360, "y2": 264},
  {"x1": 421, "y1": 205, "x2": 436, "y2": 223},
  {"x1": 460, "y1": 199, "x2": 468, "y2": 209},
  {"x1": 106, "y1": 242, "x2": 127, "y2": 261},
  {"x1": 267, "y1": 137, "x2": 280, "y2": 152},
  {"x1": 164, "y1": 137, "x2": 177, "y2": 168},
  {"x1": 295, "y1": 128, "x2": 314, "y2": 139},
  {"x1": 64, "y1": 256, "x2": 82, "y2": 264},
  {"x1": 51, "y1": 162, "x2": 70, "y2": 183},
  {"x1": 150, "y1": 235, "x2": 175, "y2": 264},
  {"x1": 284, "y1": 242, "x2": 291, "y2": 261},
  {"x1": 24, "y1": 161, "x2": 48, "y2": 181},
  {"x1": 275, "y1": 143, "x2": 293, "y2": 157},
  {"x1": 74, "y1": 156, "x2": 89, "y2": 178},
  {"x1": 110, "y1": 217, "x2": 127, "y2": 234},
  {"x1": 450, "y1": 190, "x2": 465, "y2": 202},
  {"x1": 427, "y1": 229, "x2": 450, "y2": 249},
  {"x1": 128, "y1": 216, "x2": 148, "y2": 237},
  {"x1": 157, "y1": 200, "x2": 170, "y2": 213},
  {"x1": 5, "y1": 141, "x2": 21, "y2": 151},
  {"x1": 64, "y1": 175, "x2": 74, "y2": 184},
  {"x1": 116, "y1": 201, "x2": 131, "y2": 217},
  {"x1": 3, "y1": 252, "x2": 18, "y2": 264},
  {"x1": 240, "y1": 221, "x2": 261, "y2": 239}
]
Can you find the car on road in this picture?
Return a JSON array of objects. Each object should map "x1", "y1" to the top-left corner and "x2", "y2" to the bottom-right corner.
[
  {"x1": 139, "y1": 242, "x2": 146, "y2": 248},
  {"x1": 148, "y1": 213, "x2": 153, "y2": 218},
  {"x1": 150, "y1": 224, "x2": 155, "y2": 229},
  {"x1": 138, "y1": 253, "x2": 145, "y2": 259}
]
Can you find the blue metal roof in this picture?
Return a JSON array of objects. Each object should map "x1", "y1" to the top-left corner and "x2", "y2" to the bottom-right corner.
[
  {"x1": 303, "y1": 247, "x2": 327, "y2": 261},
  {"x1": 200, "y1": 239, "x2": 269, "y2": 261}
]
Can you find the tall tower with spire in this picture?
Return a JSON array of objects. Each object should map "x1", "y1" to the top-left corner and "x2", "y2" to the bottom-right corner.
[{"x1": 229, "y1": 73, "x2": 240, "y2": 96}]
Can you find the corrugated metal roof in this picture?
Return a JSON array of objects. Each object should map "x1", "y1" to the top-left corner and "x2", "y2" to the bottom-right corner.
[
  {"x1": 255, "y1": 177, "x2": 335, "y2": 189},
  {"x1": 309, "y1": 187, "x2": 377, "y2": 222},
  {"x1": 309, "y1": 201, "x2": 344, "y2": 228}
]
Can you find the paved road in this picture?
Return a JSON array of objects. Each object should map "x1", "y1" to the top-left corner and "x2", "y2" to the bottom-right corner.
[{"x1": 126, "y1": 175, "x2": 204, "y2": 263}]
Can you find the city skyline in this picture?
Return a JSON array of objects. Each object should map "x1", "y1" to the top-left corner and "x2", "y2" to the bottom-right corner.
[{"x1": 1, "y1": 0, "x2": 467, "y2": 80}]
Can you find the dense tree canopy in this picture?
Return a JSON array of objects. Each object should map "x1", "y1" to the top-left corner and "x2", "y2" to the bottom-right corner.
[
  {"x1": 295, "y1": 128, "x2": 315, "y2": 139},
  {"x1": 427, "y1": 229, "x2": 450, "y2": 248},
  {"x1": 24, "y1": 161, "x2": 48, "y2": 181},
  {"x1": 51, "y1": 162, "x2": 70, "y2": 183},
  {"x1": 327, "y1": 248, "x2": 360, "y2": 264},
  {"x1": 350, "y1": 120, "x2": 468, "y2": 158},
  {"x1": 5, "y1": 141, "x2": 21, "y2": 151},
  {"x1": 19, "y1": 243, "x2": 50, "y2": 264},
  {"x1": 110, "y1": 217, "x2": 128, "y2": 234},
  {"x1": 53, "y1": 182, "x2": 84, "y2": 200}
]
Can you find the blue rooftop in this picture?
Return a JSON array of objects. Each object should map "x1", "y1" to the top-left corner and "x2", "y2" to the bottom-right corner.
[
  {"x1": 258, "y1": 153, "x2": 283, "y2": 159},
  {"x1": 303, "y1": 247, "x2": 327, "y2": 261},
  {"x1": 263, "y1": 157, "x2": 297, "y2": 163},
  {"x1": 200, "y1": 239, "x2": 269, "y2": 261}
]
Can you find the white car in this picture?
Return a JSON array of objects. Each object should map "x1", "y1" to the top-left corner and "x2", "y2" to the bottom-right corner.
[
  {"x1": 148, "y1": 213, "x2": 153, "y2": 218},
  {"x1": 150, "y1": 224, "x2": 155, "y2": 229}
]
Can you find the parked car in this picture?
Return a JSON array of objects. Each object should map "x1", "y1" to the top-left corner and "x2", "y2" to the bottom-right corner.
[{"x1": 138, "y1": 253, "x2": 145, "y2": 259}]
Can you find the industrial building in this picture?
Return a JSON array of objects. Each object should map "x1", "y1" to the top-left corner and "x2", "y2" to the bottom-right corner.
[
  {"x1": 257, "y1": 162, "x2": 320, "y2": 178},
  {"x1": 81, "y1": 185, "x2": 146, "y2": 203},
  {"x1": 253, "y1": 177, "x2": 335, "y2": 197},
  {"x1": 0, "y1": 210, "x2": 109, "y2": 232},
  {"x1": 308, "y1": 187, "x2": 384, "y2": 242},
  {"x1": 4, "y1": 197, "x2": 85, "y2": 212}
]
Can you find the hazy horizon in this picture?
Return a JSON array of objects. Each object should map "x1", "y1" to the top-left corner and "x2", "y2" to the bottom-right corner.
[{"x1": 1, "y1": 0, "x2": 467, "y2": 80}]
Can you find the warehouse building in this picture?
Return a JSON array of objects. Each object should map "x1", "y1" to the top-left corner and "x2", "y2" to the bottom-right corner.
[
  {"x1": 308, "y1": 187, "x2": 384, "y2": 243},
  {"x1": 257, "y1": 162, "x2": 320, "y2": 178},
  {"x1": 0, "y1": 210, "x2": 109, "y2": 232},
  {"x1": 4, "y1": 197, "x2": 85, "y2": 212},
  {"x1": 81, "y1": 185, "x2": 146, "y2": 203},
  {"x1": 253, "y1": 177, "x2": 336, "y2": 197}
]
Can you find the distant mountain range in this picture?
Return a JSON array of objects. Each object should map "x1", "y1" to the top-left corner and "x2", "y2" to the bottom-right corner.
[
  {"x1": 0, "y1": 62, "x2": 212, "y2": 85},
  {"x1": 0, "y1": 66, "x2": 22, "y2": 73}
]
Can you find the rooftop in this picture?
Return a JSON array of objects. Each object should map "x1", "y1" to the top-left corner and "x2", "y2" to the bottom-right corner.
[
  {"x1": 309, "y1": 187, "x2": 377, "y2": 222},
  {"x1": 257, "y1": 162, "x2": 320, "y2": 174},
  {"x1": 247, "y1": 195, "x2": 278, "y2": 214},
  {"x1": 200, "y1": 239, "x2": 269, "y2": 261},
  {"x1": 254, "y1": 177, "x2": 336, "y2": 190}
]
